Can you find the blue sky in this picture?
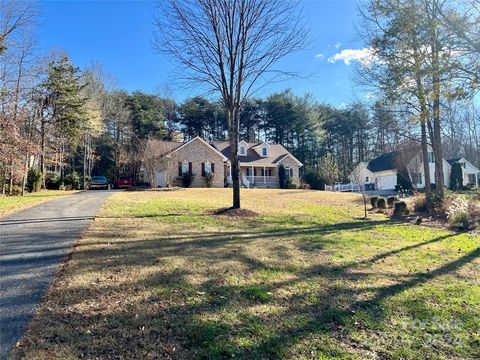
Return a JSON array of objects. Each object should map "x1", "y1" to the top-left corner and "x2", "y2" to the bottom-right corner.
[{"x1": 38, "y1": 0, "x2": 365, "y2": 106}]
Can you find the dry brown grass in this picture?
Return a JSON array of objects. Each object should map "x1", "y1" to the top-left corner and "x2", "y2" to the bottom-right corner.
[{"x1": 13, "y1": 189, "x2": 480, "y2": 360}]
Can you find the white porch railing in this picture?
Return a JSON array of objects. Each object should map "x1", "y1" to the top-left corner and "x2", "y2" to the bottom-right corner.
[
  {"x1": 245, "y1": 175, "x2": 277, "y2": 184},
  {"x1": 325, "y1": 182, "x2": 361, "y2": 192}
]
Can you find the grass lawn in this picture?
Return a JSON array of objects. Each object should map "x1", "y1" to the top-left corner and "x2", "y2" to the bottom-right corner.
[
  {"x1": 0, "y1": 190, "x2": 78, "y2": 217},
  {"x1": 14, "y1": 189, "x2": 479, "y2": 359}
]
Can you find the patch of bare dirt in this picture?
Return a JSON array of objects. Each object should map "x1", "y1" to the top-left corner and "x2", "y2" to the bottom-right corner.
[{"x1": 209, "y1": 207, "x2": 259, "y2": 218}]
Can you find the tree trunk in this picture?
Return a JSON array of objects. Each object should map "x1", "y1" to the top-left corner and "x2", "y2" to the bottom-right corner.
[
  {"x1": 432, "y1": 44, "x2": 444, "y2": 198},
  {"x1": 421, "y1": 119, "x2": 432, "y2": 211},
  {"x1": 40, "y1": 117, "x2": 46, "y2": 189},
  {"x1": 228, "y1": 108, "x2": 241, "y2": 209},
  {"x1": 8, "y1": 161, "x2": 14, "y2": 195}
]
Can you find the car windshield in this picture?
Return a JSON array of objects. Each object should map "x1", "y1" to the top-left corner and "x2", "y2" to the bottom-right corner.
[{"x1": 92, "y1": 176, "x2": 107, "y2": 181}]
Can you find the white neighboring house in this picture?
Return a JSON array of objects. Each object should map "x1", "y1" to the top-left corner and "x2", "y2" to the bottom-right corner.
[
  {"x1": 447, "y1": 157, "x2": 480, "y2": 188},
  {"x1": 346, "y1": 145, "x2": 464, "y2": 193}
]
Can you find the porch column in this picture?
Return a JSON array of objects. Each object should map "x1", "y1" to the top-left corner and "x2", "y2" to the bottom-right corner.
[
  {"x1": 251, "y1": 166, "x2": 254, "y2": 184},
  {"x1": 263, "y1": 166, "x2": 266, "y2": 184}
]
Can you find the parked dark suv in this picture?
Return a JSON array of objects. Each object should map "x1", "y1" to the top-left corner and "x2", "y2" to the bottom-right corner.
[{"x1": 89, "y1": 176, "x2": 109, "y2": 190}]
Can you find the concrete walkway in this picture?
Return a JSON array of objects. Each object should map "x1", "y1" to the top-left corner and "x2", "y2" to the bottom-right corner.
[{"x1": 0, "y1": 190, "x2": 115, "y2": 359}]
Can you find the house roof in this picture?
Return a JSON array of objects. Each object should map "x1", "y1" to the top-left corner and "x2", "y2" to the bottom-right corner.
[
  {"x1": 144, "y1": 137, "x2": 228, "y2": 162},
  {"x1": 367, "y1": 151, "x2": 400, "y2": 172},
  {"x1": 447, "y1": 158, "x2": 462, "y2": 166},
  {"x1": 144, "y1": 139, "x2": 182, "y2": 159},
  {"x1": 211, "y1": 141, "x2": 303, "y2": 167}
]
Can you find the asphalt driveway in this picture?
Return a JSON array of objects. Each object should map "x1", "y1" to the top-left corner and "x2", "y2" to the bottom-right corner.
[{"x1": 0, "y1": 190, "x2": 116, "y2": 359}]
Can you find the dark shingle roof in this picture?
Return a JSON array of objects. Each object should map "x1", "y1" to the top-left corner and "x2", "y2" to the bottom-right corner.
[
  {"x1": 447, "y1": 158, "x2": 462, "y2": 166},
  {"x1": 367, "y1": 151, "x2": 399, "y2": 172},
  {"x1": 211, "y1": 141, "x2": 301, "y2": 166}
]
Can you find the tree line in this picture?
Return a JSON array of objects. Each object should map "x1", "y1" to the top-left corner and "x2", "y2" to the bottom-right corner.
[{"x1": 1, "y1": 0, "x2": 479, "y2": 199}]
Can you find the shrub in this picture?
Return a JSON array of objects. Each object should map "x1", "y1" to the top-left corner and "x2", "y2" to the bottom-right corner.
[
  {"x1": 299, "y1": 179, "x2": 311, "y2": 189},
  {"x1": 393, "y1": 201, "x2": 409, "y2": 216},
  {"x1": 446, "y1": 197, "x2": 479, "y2": 230},
  {"x1": 413, "y1": 196, "x2": 427, "y2": 212},
  {"x1": 181, "y1": 172, "x2": 195, "y2": 188},
  {"x1": 64, "y1": 171, "x2": 81, "y2": 190},
  {"x1": 387, "y1": 196, "x2": 398, "y2": 208},
  {"x1": 376, "y1": 197, "x2": 387, "y2": 209},
  {"x1": 287, "y1": 176, "x2": 297, "y2": 189},
  {"x1": 45, "y1": 172, "x2": 62, "y2": 190},
  {"x1": 472, "y1": 189, "x2": 480, "y2": 201},
  {"x1": 302, "y1": 171, "x2": 325, "y2": 190},
  {"x1": 450, "y1": 162, "x2": 463, "y2": 190},
  {"x1": 26, "y1": 167, "x2": 42, "y2": 192},
  {"x1": 370, "y1": 196, "x2": 379, "y2": 208},
  {"x1": 203, "y1": 173, "x2": 214, "y2": 188}
]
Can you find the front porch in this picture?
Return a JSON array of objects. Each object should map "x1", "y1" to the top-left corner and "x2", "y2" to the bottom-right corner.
[{"x1": 225, "y1": 164, "x2": 279, "y2": 188}]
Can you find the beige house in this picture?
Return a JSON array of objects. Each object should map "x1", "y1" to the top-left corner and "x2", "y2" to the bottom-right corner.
[
  {"x1": 143, "y1": 137, "x2": 302, "y2": 188},
  {"x1": 212, "y1": 140, "x2": 302, "y2": 188}
]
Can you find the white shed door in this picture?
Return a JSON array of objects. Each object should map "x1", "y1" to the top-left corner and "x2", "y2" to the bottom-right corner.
[{"x1": 155, "y1": 170, "x2": 167, "y2": 187}]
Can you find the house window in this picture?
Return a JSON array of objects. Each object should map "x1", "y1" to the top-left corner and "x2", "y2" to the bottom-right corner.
[
  {"x1": 428, "y1": 152, "x2": 434, "y2": 163},
  {"x1": 182, "y1": 161, "x2": 189, "y2": 175},
  {"x1": 418, "y1": 173, "x2": 422, "y2": 185},
  {"x1": 204, "y1": 161, "x2": 211, "y2": 175},
  {"x1": 240, "y1": 146, "x2": 245, "y2": 156},
  {"x1": 262, "y1": 147, "x2": 267, "y2": 156},
  {"x1": 365, "y1": 176, "x2": 369, "y2": 182},
  {"x1": 285, "y1": 166, "x2": 292, "y2": 177}
]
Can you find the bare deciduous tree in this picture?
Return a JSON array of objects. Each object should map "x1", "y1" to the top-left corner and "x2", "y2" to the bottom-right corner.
[
  {"x1": 143, "y1": 139, "x2": 178, "y2": 188},
  {"x1": 349, "y1": 165, "x2": 371, "y2": 219},
  {"x1": 152, "y1": 0, "x2": 307, "y2": 208}
]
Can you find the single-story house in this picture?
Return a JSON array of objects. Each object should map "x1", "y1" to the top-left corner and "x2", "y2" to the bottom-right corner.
[
  {"x1": 211, "y1": 140, "x2": 303, "y2": 188},
  {"x1": 142, "y1": 136, "x2": 302, "y2": 188},
  {"x1": 348, "y1": 144, "x2": 480, "y2": 193},
  {"x1": 446, "y1": 157, "x2": 480, "y2": 188}
]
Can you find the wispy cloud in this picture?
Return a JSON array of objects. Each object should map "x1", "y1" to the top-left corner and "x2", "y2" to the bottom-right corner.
[
  {"x1": 334, "y1": 42, "x2": 342, "y2": 49},
  {"x1": 315, "y1": 53, "x2": 324, "y2": 59},
  {"x1": 328, "y1": 48, "x2": 374, "y2": 65}
]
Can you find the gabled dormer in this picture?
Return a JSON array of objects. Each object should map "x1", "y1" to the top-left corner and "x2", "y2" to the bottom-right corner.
[
  {"x1": 238, "y1": 140, "x2": 248, "y2": 156},
  {"x1": 253, "y1": 142, "x2": 270, "y2": 157}
]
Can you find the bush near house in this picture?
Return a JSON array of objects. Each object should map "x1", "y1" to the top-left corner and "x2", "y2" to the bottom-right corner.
[
  {"x1": 413, "y1": 196, "x2": 427, "y2": 212},
  {"x1": 370, "y1": 196, "x2": 379, "y2": 208},
  {"x1": 203, "y1": 173, "x2": 215, "y2": 188},
  {"x1": 393, "y1": 200, "x2": 409, "y2": 216},
  {"x1": 181, "y1": 172, "x2": 195, "y2": 188},
  {"x1": 446, "y1": 197, "x2": 480, "y2": 230},
  {"x1": 376, "y1": 197, "x2": 387, "y2": 209},
  {"x1": 287, "y1": 176, "x2": 297, "y2": 189},
  {"x1": 387, "y1": 196, "x2": 398, "y2": 208}
]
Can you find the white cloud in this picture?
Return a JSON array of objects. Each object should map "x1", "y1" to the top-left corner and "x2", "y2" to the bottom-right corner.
[
  {"x1": 328, "y1": 48, "x2": 375, "y2": 65},
  {"x1": 315, "y1": 53, "x2": 324, "y2": 59},
  {"x1": 334, "y1": 42, "x2": 342, "y2": 49}
]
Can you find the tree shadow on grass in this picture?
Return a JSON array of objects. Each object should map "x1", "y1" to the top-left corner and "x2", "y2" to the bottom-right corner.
[{"x1": 14, "y1": 216, "x2": 479, "y2": 359}]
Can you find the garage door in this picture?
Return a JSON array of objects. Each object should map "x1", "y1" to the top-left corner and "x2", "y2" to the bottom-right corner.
[{"x1": 155, "y1": 170, "x2": 167, "y2": 187}]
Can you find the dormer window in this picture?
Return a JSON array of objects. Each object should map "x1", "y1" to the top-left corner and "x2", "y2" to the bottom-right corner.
[
  {"x1": 240, "y1": 146, "x2": 246, "y2": 156},
  {"x1": 262, "y1": 147, "x2": 268, "y2": 157}
]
